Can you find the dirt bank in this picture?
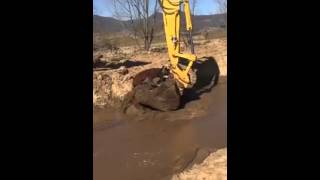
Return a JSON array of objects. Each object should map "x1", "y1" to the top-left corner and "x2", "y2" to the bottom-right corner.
[
  {"x1": 172, "y1": 148, "x2": 227, "y2": 180},
  {"x1": 93, "y1": 38, "x2": 227, "y2": 108}
]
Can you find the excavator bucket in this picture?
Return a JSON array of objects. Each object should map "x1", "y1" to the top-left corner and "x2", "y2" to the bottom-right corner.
[
  {"x1": 129, "y1": 57, "x2": 220, "y2": 112},
  {"x1": 131, "y1": 67, "x2": 181, "y2": 111}
]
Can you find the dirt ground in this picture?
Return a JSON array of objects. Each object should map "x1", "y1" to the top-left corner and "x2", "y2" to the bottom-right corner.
[
  {"x1": 172, "y1": 148, "x2": 227, "y2": 180},
  {"x1": 93, "y1": 38, "x2": 227, "y2": 108},
  {"x1": 93, "y1": 37, "x2": 227, "y2": 180}
]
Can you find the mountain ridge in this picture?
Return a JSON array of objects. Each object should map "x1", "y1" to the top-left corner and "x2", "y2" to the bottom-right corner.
[{"x1": 93, "y1": 13, "x2": 226, "y2": 33}]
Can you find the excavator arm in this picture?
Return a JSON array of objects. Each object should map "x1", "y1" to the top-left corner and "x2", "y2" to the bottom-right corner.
[
  {"x1": 129, "y1": 0, "x2": 215, "y2": 111},
  {"x1": 159, "y1": 0, "x2": 197, "y2": 89}
]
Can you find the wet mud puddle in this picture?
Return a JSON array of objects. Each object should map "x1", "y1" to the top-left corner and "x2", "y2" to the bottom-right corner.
[{"x1": 94, "y1": 78, "x2": 227, "y2": 180}]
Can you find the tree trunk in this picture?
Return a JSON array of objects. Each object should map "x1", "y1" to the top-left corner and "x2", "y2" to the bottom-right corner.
[
  {"x1": 144, "y1": 35, "x2": 149, "y2": 50},
  {"x1": 144, "y1": 0, "x2": 149, "y2": 51}
]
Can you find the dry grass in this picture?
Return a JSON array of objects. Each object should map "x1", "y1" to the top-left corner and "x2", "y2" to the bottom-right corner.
[{"x1": 94, "y1": 28, "x2": 226, "y2": 48}]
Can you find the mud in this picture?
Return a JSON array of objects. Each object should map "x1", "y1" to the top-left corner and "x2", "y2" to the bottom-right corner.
[
  {"x1": 93, "y1": 77, "x2": 227, "y2": 180},
  {"x1": 127, "y1": 56, "x2": 220, "y2": 112},
  {"x1": 129, "y1": 67, "x2": 181, "y2": 112}
]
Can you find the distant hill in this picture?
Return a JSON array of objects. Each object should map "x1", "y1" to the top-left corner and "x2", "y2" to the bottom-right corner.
[
  {"x1": 93, "y1": 13, "x2": 226, "y2": 34},
  {"x1": 191, "y1": 14, "x2": 227, "y2": 32},
  {"x1": 93, "y1": 15, "x2": 123, "y2": 33}
]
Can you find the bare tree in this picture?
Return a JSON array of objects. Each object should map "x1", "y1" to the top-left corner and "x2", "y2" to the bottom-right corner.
[
  {"x1": 215, "y1": 0, "x2": 227, "y2": 13},
  {"x1": 214, "y1": 0, "x2": 227, "y2": 28},
  {"x1": 112, "y1": 0, "x2": 159, "y2": 51},
  {"x1": 191, "y1": 0, "x2": 198, "y2": 16}
]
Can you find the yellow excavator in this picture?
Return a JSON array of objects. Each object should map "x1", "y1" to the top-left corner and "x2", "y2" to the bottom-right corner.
[
  {"x1": 160, "y1": 0, "x2": 197, "y2": 89},
  {"x1": 129, "y1": 0, "x2": 218, "y2": 112}
]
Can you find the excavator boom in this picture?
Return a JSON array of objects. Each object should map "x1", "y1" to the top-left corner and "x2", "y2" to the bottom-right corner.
[
  {"x1": 129, "y1": 0, "x2": 218, "y2": 111},
  {"x1": 159, "y1": 0, "x2": 197, "y2": 89}
]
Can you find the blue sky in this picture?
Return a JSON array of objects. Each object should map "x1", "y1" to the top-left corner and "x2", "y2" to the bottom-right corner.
[{"x1": 93, "y1": 0, "x2": 219, "y2": 17}]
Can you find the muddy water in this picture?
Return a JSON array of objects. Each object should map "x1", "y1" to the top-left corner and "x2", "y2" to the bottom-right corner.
[{"x1": 93, "y1": 77, "x2": 227, "y2": 180}]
